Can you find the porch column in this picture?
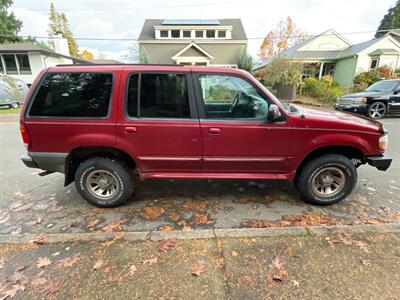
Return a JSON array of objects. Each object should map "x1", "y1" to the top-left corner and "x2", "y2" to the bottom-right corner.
[{"x1": 318, "y1": 62, "x2": 324, "y2": 79}]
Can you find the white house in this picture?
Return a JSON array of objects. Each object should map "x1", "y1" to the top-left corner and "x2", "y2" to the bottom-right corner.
[{"x1": 0, "y1": 37, "x2": 89, "y2": 85}]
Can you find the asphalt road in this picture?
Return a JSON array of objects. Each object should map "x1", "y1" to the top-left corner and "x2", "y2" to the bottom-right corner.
[{"x1": 0, "y1": 113, "x2": 399, "y2": 235}]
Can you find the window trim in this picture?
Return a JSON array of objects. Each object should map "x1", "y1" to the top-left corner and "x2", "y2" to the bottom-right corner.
[
  {"x1": 2, "y1": 54, "x2": 19, "y2": 75},
  {"x1": 124, "y1": 71, "x2": 199, "y2": 122},
  {"x1": 369, "y1": 57, "x2": 380, "y2": 71},
  {"x1": 26, "y1": 71, "x2": 115, "y2": 120},
  {"x1": 192, "y1": 72, "x2": 286, "y2": 123}
]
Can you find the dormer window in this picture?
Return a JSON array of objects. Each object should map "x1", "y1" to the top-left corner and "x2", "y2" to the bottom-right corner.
[
  {"x1": 171, "y1": 30, "x2": 180, "y2": 38},
  {"x1": 160, "y1": 30, "x2": 168, "y2": 38},
  {"x1": 195, "y1": 31, "x2": 204, "y2": 38},
  {"x1": 206, "y1": 30, "x2": 215, "y2": 38},
  {"x1": 218, "y1": 31, "x2": 226, "y2": 38},
  {"x1": 183, "y1": 31, "x2": 191, "y2": 38}
]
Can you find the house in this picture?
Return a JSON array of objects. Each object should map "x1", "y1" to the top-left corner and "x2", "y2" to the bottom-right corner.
[
  {"x1": 0, "y1": 37, "x2": 89, "y2": 85},
  {"x1": 138, "y1": 19, "x2": 247, "y2": 67},
  {"x1": 255, "y1": 29, "x2": 400, "y2": 87}
]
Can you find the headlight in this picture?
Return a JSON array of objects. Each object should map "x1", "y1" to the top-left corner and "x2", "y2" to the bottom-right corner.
[
  {"x1": 379, "y1": 135, "x2": 388, "y2": 151},
  {"x1": 355, "y1": 97, "x2": 367, "y2": 104}
]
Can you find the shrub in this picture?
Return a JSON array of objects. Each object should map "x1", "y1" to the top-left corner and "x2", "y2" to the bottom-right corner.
[
  {"x1": 353, "y1": 71, "x2": 381, "y2": 89},
  {"x1": 237, "y1": 50, "x2": 253, "y2": 72},
  {"x1": 258, "y1": 58, "x2": 303, "y2": 86},
  {"x1": 303, "y1": 76, "x2": 342, "y2": 102}
]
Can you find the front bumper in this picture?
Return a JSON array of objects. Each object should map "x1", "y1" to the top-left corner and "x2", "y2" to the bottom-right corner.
[
  {"x1": 335, "y1": 104, "x2": 367, "y2": 114},
  {"x1": 366, "y1": 154, "x2": 392, "y2": 171}
]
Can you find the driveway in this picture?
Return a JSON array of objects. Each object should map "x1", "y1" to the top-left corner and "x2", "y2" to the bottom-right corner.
[{"x1": 0, "y1": 114, "x2": 399, "y2": 235}]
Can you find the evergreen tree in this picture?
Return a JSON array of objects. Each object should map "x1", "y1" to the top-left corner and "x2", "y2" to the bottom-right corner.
[
  {"x1": 376, "y1": 1, "x2": 400, "y2": 37},
  {"x1": 237, "y1": 49, "x2": 253, "y2": 72},
  {"x1": 0, "y1": 0, "x2": 23, "y2": 43}
]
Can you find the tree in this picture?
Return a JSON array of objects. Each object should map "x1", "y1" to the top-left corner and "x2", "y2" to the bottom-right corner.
[
  {"x1": 0, "y1": 0, "x2": 23, "y2": 43},
  {"x1": 258, "y1": 16, "x2": 307, "y2": 59},
  {"x1": 237, "y1": 49, "x2": 253, "y2": 71},
  {"x1": 123, "y1": 44, "x2": 150, "y2": 63},
  {"x1": 47, "y1": 3, "x2": 79, "y2": 56},
  {"x1": 376, "y1": 1, "x2": 400, "y2": 37},
  {"x1": 80, "y1": 49, "x2": 94, "y2": 60}
]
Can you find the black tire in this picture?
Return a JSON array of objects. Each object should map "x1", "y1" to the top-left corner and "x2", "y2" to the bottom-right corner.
[
  {"x1": 367, "y1": 101, "x2": 386, "y2": 119},
  {"x1": 296, "y1": 154, "x2": 357, "y2": 205},
  {"x1": 74, "y1": 157, "x2": 134, "y2": 207}
]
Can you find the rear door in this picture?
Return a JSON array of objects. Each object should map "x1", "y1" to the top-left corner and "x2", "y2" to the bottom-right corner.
[{"x1": 116, "y1": 68, "x2": 202, "y2": 174}]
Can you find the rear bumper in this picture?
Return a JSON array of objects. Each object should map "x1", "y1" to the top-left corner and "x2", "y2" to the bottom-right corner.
[
  {"x1": 20, "y1": 152, "x2": 67, "y2": 173},
  {"x1": 366, "y1": 154, "x2": 392, "y2": 171}
]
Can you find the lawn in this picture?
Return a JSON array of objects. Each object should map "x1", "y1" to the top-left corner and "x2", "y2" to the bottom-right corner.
[{"x1": 0, "y1": 107, "x2": 21, "y2": 115}]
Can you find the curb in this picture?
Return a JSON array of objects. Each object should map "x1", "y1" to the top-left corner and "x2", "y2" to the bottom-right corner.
[{"x1": 0, "y1": 223, "x2": 399, "y2": 244}]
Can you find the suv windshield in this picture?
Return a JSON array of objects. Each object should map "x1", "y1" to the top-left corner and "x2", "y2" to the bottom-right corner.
[{"x1": 365, "y1": 80, "x2": 399, "y2": 92}]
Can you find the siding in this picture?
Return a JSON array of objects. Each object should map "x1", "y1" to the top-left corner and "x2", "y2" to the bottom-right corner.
[
  {"x1": 334, "y1": 56, "x2": 357, "y2": 88},
  {"x1": 139, "y1": 43, "x2": 246, "y2": 65}
]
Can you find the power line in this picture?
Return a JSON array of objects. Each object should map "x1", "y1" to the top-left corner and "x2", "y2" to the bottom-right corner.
[{"x1": 0, "y1": 29, "x2": 395, "y2": 41}]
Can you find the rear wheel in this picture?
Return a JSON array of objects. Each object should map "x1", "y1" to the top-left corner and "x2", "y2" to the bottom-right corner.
[
  {"x1": 10, "y1": 102, "x2": 19, "y2": 109},
  {"x1": 367, "y1": 101, "x2": 386, "y2": 119},
  {"x1": 74, "y1": 157, "x2": 134, "y2": 207},
  {"x1": 296, "y1": 154, "x2": 357, "y2": 205}
]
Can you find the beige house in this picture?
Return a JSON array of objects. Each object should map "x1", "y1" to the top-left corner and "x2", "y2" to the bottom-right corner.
[
  {"x1": 0, "y1": 37, "x2": 88, "y2": 85},
  {"x1": 138, "y1": 19, "x2": 247, "y2": 67},
  {"x1": 256, "y1": 29, "x2": 400, "y2": 87}
]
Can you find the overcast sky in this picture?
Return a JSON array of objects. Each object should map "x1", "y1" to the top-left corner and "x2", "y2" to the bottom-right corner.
[{"x1": 11, "y1": 0, "x2": 397, "y2": 61}]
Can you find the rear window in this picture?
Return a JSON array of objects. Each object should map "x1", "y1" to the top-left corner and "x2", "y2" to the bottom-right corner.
[{"x1": 28, "y1": 72, "x2": 113, "y2": 118}]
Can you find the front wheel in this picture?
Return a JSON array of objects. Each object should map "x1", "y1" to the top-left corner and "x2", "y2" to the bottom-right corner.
[
  {"x1": 296, "y1": 154, "x2": 357, "y2": 205},
  {"x1": 74, "y1": 157, "x2": 134, "y2": 207},
  {"x1": 367, "y1": 101, "x2": 386, "y2": 119}
]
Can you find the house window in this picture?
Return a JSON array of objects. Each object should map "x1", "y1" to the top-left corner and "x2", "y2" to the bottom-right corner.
[
  {"x1": 0, "y1": 58, "x2": 4, "y2": 74},
  {"x1": 370, "y1": 58, "x2": 379, "y2": 70},
  {"x1": 160, "y1": 30, "x2": 168, "y2": 38},
  {"x1": 171, "y1": 30, "x2": 180, "y2": 38},
  {"x1": 16, "y1": 54, "x2": 32, "y2": 75},
  {"x1": 195, "y1": 30, "x2": 204, "y2": 38},
  {"x1": 218, "y1": 31, "x2": 226, "y2": 38},
  {"x1": 182, "y1": 30, "x2": 191, "y2": 38},
  {"x1": 2, "y1": 54, "x2": 18, "y2": 75},
  {"x1": 206, "y1": 30, "x2": 215, "y2": 38}
]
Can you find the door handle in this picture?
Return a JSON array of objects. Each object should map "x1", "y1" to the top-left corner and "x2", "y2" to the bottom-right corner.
[
  {"x1": 124, "y1": 126, "x2": 137, "y2": 133},
  {"x1": 208, "y1": 128, "x2": 221, "y2": 134}
]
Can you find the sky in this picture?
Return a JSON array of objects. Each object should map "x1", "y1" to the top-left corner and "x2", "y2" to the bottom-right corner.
[{"x1": 10, "y1": 0, "x2": 397, "y2": 62}]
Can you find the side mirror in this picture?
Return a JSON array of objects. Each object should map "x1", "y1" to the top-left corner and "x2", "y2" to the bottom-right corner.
[{"x1": 267, "y1": 104, "x2": 282, "y2": 122}]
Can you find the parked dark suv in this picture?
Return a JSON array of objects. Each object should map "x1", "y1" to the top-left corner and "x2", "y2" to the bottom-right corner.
[
  {"x1": 20, "y1": 65, "x2": 392, "y2": 207},
  {"x1": 335, "y1": 79, "x2": 400, "y2": 118}
]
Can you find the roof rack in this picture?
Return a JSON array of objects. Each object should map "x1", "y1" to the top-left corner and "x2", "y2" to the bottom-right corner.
[{"x1": 55, "y1": 63, "x2": 186, "y2": 67}]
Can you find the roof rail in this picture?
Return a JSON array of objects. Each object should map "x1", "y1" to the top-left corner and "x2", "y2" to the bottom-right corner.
[{"x1": 55, "y1": 63, "x2": 186, "y2": 67}]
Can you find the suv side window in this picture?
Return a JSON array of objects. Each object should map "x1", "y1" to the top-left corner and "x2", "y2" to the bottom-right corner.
[
  {"x1": 198, "y1": 74, "x2": 269, "y2": 120},
  {"x1": 126, "y1": 73, "x2": 190, "y2": 119},
  {"x1": 29, "y1": 72, "x2": 113, "y2": 118}
]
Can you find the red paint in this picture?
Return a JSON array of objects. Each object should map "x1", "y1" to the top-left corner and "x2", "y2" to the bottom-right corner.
[{"x1": 21, "y1": 65, "x2": 385, "y2": 181}]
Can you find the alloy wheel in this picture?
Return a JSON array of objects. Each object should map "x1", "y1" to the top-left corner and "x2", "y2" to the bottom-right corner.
[
  {"x1": 368, "y1": 102, "x2": 386, "y2": 118},
  {"x1": 86, "y1": 170, "x2": 120, "y2": 200},
  {"x1": 311, "y1": 167, "x2": 346, "y2": 198}
]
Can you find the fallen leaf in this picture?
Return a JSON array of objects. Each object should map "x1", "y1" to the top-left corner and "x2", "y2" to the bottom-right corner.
[
  {"x1": 29, "y1": 233, "x2": 45, "y2": 245},
  {"x1": 93, "y1": 260, "x2": 104, "y2": 271},
  {"x1": 51, "y1": 252, "x2": 61, "y2": 257},
  {"x1": 360, "y1": 258, "x2": 372, "y2": 266},
  {"x1": 36, "y1": 257, "x2": 52, "y2": 268},
  {"x1": 15, "y1": 265, "x2": 29, "y2": 272},
  {"x1": 87, "y1": 219, "x2": 100, "y2": 231},
  {"x1": 38, "y1": 281, "x2": 59, "y2": 296},
  {"x1": 158, "y1": 238, "x2": 177, "y2": 253},
  {"x1": 159, "y1": 225, "x2": 174, "y2": 232},
  {"x1": 238, "y1": 274, "x2": 255, "y2": 285},
  {"x1": 6, "y1": 272, "x2": 28, "y2": 286},
  {"x1": 182, "y1": 225, "x2": 192, "y2": 232},
  {"x1": 271, "y1": 256, "x2": 284, "y2": 271},
  {"x1": 140, "y1": 206, "x2": 165, "y2": 220},
  {"x1": 272, "y1": 275, "x2": 283, "y2": 282},
  {"x1": 292, "y1": 279, "x2": 300, "y2": 287},
  {"x1": 191, "y1": 261, "x2": 206, "y2": 276},
  {"x1": 191, "y1": 214, "x2": 214, "y2": 225},
  {"x1": 354, "y1": 240, "x2": 369, "y2": 254},
  {"x1": 0, "y1": 284, "x2": 25, "y2": 299},
  {"x1": 142, "y1": 257, "x2": 158, "y2": 266},
  {"x1": 231, "y1": 250, "x2": 239, "y2": 257},
  {"x1": 57, "y1": 254, "x2": 81, "y2": 268},
  {"x1": 31, "y1": 277, "x2": 48, "y2": 287},
  {"x1": 102, "y1": 220, "x2": 124, "y2": 232},
  {"x1": 128, "y1": 265, "x2": 137, "y2": 276}
]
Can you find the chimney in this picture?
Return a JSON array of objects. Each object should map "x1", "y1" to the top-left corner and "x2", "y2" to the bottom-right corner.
[{"x1": 52, "y1": 34, "x2": 70, "y2": 56}]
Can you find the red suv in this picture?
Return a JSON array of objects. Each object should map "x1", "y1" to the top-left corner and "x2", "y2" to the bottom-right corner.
[{"x1": 20, "y1": 65, "x2": 392, "y2": 207}]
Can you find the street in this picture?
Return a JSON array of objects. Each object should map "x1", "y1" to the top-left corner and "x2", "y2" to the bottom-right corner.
[{"x1": 1, "y1": 113, "x2": 399, "y2": 235}]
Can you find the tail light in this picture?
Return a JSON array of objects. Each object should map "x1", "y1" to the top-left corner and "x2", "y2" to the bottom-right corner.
[{"x1": 19, "y1": 124, "x2": 31, "y2": 149}]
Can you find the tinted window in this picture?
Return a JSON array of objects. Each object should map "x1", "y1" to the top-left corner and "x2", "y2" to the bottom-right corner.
[
  {"x1": 126, "y1": 73, "x2": 190, "y2": 119},
  {"x1": 29, "y1": 72, "x2": 113, "y2": 118},
  {"x1": 198, "y1": 74, "x2": 268, "y2": 119},
  {"x1": 126, "y1": 74, "x2": 139, "y2": 117}
]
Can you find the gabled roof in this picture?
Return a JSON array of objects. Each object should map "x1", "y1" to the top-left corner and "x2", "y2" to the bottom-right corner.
[
  {"x1": 0, "y1": 43, "x2": 90, "y2": 63},
  {"x1": 138, "y1": 19, "x2": 247, "y2": 41},
  {"x1": 172, "y1": 42, "x2": 214, "y2": 60}
]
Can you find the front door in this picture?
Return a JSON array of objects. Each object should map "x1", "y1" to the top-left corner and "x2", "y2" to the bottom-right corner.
[
  {"x1": 193, "y1": 72, "x2": 292, "y2": 173},
  {"x1": 117, "y1": 70, "x2": 202, "y2": 174}
]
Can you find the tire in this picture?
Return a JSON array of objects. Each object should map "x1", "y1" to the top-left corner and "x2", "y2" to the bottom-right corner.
[
  {"x1": 367, "y1": 101, "x2": 386, "y2": 119},
  {"x1": 296, "y1": 154, "x2": 357, "y2": 205},
  {"x1": 10, "y1": 102, "x2": 19, "y2": 109},
  {"x1": 74, "y1": 157, "x2": 134, "y2": 207}
]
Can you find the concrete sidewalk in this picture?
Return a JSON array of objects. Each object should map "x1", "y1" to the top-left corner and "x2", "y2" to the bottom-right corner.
[{"x1": 1, "y1": 225, "x2": 399, "y2": 299}]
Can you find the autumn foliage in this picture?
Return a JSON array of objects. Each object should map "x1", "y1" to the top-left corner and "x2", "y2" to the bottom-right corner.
[{"x1": 258, "y1": 16, "x2": 307, "y2": 58}]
